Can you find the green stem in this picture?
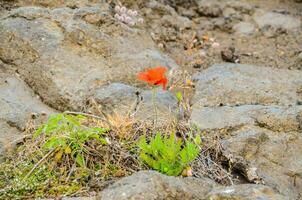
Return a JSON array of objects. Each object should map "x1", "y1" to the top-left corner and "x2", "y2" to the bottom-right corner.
[{"x1": 152, "y1": 87, "x2": 158, "y2": 126}]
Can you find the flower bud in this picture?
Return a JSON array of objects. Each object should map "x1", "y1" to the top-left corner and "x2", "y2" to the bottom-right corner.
[
  {"x1": 129, "y1": 21, "x2": 135, "y2": 26},
  {"x1": 212, "y1": 42, "x2": 220, "y2": 48},
  {"x1": 125, "y1": 16, "x2": 132, "y2": 23},
  {"x1": 121, "y1": 6, "x2": 127, "y2": 13},
  {"x1": 118, "y1": 15, "x2": 124, "y2": 22},
  {"x1": 127, "y1": 9, "x2": 133, "y2": 15},
  {"x1": 137, "y1": 18, "x2": 144, "y2": 23},
  {"x1": 114, "y1": 5, "x2": 121, "y2": 12}
]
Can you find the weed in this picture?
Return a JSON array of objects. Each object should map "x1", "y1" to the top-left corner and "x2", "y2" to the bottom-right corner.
[
  {"x1": 0, "y1": 113, "x2": 139, "y2": 198},
  {"x1": 138, "y1": 132, "x2": 201, "y2": 176},
  {"x1": 34, "y1": 113, "x2": 109, "y2": 167}
]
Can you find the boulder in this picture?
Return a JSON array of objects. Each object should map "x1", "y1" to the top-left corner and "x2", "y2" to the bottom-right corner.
[
  {"x1": 0, "y1": 72, "x2": 54, "y2": 158},
  {"x1": 190, "y1": 63, "x2": 302, "y2": 198},
  {"x1": 233, "y1": 22, "x2": 255, "y2": 36},
  {"x1": 191, "y1": 105, "x2": 302, "y2": 130},
  {"x1": 221, "y1": 126, "x2": 302, "y2": 199},
  {"x1": 93, "y1": 83, "x2": 178, "y2": 122},
  {"x1": 98, "y1": 170, "x2": 284, "y2": 200},
  {"x1": 254, "y1": 11, "x2": 301, "y2": 32},
  {"x1": 192, "y1": 63, "x2": 302, "y2": 107},
  {"x1": 0, "y1": 5, "x2": 178, "y2": 111}
]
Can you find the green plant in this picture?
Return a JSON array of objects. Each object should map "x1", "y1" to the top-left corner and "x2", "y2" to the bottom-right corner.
[
  {"x1": 34, "y1": 113, "x2": 109, "y2": 167},
  {"x1": 138, "y1": 132, "x2": 201, "y2": 176}
]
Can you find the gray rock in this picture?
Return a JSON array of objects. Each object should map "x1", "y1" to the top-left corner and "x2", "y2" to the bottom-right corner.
[
  {"x1": 16, "y1": 0, "x2": 94, "y2": 8},
  {"x1": 196, "y1": 0, "x2": 222, "y2": 17},
  {"x1": 0, "y1": 5, "x2": 178, "y2": 111},
  {"x1": 254, "y1": 11, "x2": 301, "y2": 31},
  {"x1": 0, "y1": 121, "x2": 20, "y2": 161},
  {"x1": 221, "y1": 126, "x2": 302, "y2": 199},
  {"x1": 93, "y1": 83, "x2": 178, "y2": 122},
  {"x1": 191, "y1": 105, "x2": 302, "y2": 130},
  {"x1": 99, "y1": 170, "x2": 284, "y2": 200},
  {"x1": 298, "y1": 52, "x2": 302, "y2": 62},
  {"x1": 207, "y1": 184, "x2": 285, "y2": 200},
  {"x1": 0, "y1": 73, "x2": 54, "y2": 158},
  {"x1": 192, "y1": 63, "x2": 302, "y2": 107},
  {"x1": 190, "y1": 63, "x2": 302, "y2": 198},
  {"x1": 62, "y1": 197, "x2": 96, "y2": 200},
  {"x1": 0, "y1": 74, "x2": 54, "y2": 129},
  {"x1": 233, "y1": 22, "x2": 255, "y2": 36},
  {"x1": 93, "y1": 83, "x2": 137, "y2": 111}
]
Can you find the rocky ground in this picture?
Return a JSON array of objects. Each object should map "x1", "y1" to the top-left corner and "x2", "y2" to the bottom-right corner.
[{"x1": 0, "y1": 0, "x2": 301, "y2": 199}]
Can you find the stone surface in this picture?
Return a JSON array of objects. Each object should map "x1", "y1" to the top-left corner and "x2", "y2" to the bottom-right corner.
[
  {"x1": 221, "y1": 126, "x2": 302, "y2": 199},
  {"x1": 0, "y1": 72, "x2": 54, "y2": 158},
  {"x1": 99, "y1": 170, "x2": 284, "y2": 200},
  {"x1": 192, "y1": 63, "x2": 302, "y2": 107},
  {"x1": 196, "y1": 0, "x2": 222, "y2": 17},
  {"x1": 190, "y1": 63, "x2": 302, "y2": 199},
  {"x1": 0, "y1": 5, "x2": 178, "y2": 111},
  {"x1": 93, "y1": 83, "x2": 178, "y2": 122},
  {"x1": 254, "y1": 11, "x2": 301, "y2": 31},
  {"x1": 191, "y1": 105, "x2": 302, "y2": 130},
  {"x1": 233, "y1": 22, "x2": 255, "y2": 36}
]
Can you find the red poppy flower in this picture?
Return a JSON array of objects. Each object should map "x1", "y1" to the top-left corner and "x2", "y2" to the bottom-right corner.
[{"x1": 138, "y1": 67, "x2": 168, "y2": 89}]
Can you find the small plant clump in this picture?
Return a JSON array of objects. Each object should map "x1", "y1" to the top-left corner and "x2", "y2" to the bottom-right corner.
[
  {"x1": 34, "y1": 114, "x2": 109, "y2": 167},
  {"x1": 138, "y1": 132, "x2": 201, "y2": 176},
  {"x1": 0, "y1": 113, "x2": 140, "y2": 199},
  {"x1": 0, "y1": 66, "x2": 208, "y2": 198},
  {"x1": 114, "y1": 5, "x2": 144, "y2": 26}
]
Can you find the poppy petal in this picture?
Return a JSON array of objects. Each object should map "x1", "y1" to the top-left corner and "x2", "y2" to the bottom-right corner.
[
  {"x1": 138, "y1": 72, "x2": 150, "y2": 82},
  {"x1": 147, "y1": 67, "x2": 167, "y2": 81},
  {"x1": 138, "y1": 67, "x2": 168, "y2": 89},
  {"x1": 154, "y1": 77, "x2": 168, "y2": 89}
]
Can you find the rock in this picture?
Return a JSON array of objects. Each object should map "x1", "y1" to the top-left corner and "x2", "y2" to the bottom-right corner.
[
  {"x1": 191, "y1": 105, "x2": 302, "y2": 130},
  {"x1": 0, "y1": 73, "x2": 54, "y2": 158},
  {"x1": 222, "y1": 7, "x2": 242, "y2": 20},
  {"x1": 298, "y1": 52, "x2": 302, "y2": 62},
  {"x1": 221, "y1": 47, "x2": 240, "y2": 63},
  {"x1": 0, "y1": 121, "x2": 20, "y2": 161},
  {"x1": 0, "y1": 5, "x2": 178, "y2": 112},
  {"x1": 93, "y1": 83, "x2": 138, "y2": 113},
  {"x1": 190, "y1": 63, "x2": 302, "y2": 198},
  {"x1": 196, "y1": 1, "x2": 222, "y2": 18},
  {"x1": 254, "y1": 11, "x2": 301, "y2": 32},
  {"x1": 99, "y1": 170, "x2": 284, "y2": 200},
  {"x1": 16, "y1": 0, "x2": 94, "y2": 8},
  {"x1": 162, "y1": 14, "x2": 193, "y2": 30},
  {"x1": 0, "y1": 74, "x2": 54, "y2": 130},
  {"x1": 226, "y1": 1, "x2": 255, "y2": 15},
  {"x1": 233, "y1": 22, "x2": 255, "y2": 36},
  {"x1": 192, "y1": 63, "x2": 302, "y2": 107},
  {"x1": 207, "y1": 184, "x2": 285, "y2": 200},
  {"x1": 93, "y1": 83, "x2": 178, "y2": 122},
  {"x1": 62, "y1": 197, "x2": 96, "y2": 200},
  {"x1": 221, "y1": 126, "x2": 302, "y2": 199},
  {"x1": 99, "y1": 170, "x2": 215, "y2": 200}
]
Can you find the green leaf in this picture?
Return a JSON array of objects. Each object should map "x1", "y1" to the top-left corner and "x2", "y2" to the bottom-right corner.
[
  {"x1": 176, "y1": 91, "x2": 183, "y2": 102},
  {"x1": 137, "y1": 131, "x2": 200, "y2": 176},
  {"x1": 89, "y1": 127, "x2": 110, "y2": 134},
  {"x1": 33, "y1": 125, "x2": 44, "y2": 138},
  {"x1": 138, "y1": 136, "x2": 149, "y2": 151},
  {"x1": 43, "y1": 137, "x2": 66, "y2": 150},
  {"x1": 75, "y1": 153, "x2": 85, "y2": 167},
  {"x1": 194, "y1": 134, "x2": 201, "y2": 145},
  {"x1": 64, "y1": 114, "x2": 81, "y2": 127}
]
